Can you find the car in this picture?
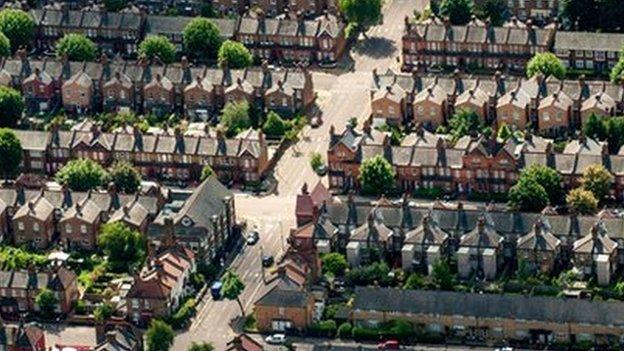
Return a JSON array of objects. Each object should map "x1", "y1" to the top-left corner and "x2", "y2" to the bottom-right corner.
[
  {"x1": 377, "y1": 340, "x2": 399, "y2": 349},
  {"x1": 310, "y1": 116, "x2": 323, "y2": 128},
  {"x1": 246, "y1": 231, "x2": 259, "y2": 245},
  {"x1": 265, "y1": 333, "x2": 286, "y2": 344},
  {"x1": 315, "y1": 164, "x2": 328, "y2": 176},
  {"x1": 262, "y1": 255, "x2": 274, "y2": 267},
  {"x1": 494, "y1": 348, "x2": 514, "y2": 351}
]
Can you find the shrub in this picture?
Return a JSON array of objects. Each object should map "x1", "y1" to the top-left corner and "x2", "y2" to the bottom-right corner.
[
  {"x1": 337, "y1": 322, "x2": 352, "y2": 338},
  {"x1": 169, "y1": 298, "x2": 196, "y2": 329},
  {"x1": 310, "y1": 319, "x2": 337, "y2": 337}
]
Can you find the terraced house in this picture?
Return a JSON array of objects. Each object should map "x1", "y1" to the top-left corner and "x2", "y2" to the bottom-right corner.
[
  {"x1": 402, "y1": 16, "x2": 556, "y2": 73},
  {"x1": 0, "y1": 185, "x2": 163, "y2": 250},
  {"x1": 0, "y1": 55, "x2": 314, "y2": 119},
  {"x1": 212, "y1": 0, "x2": 337, "y2": 17},
  {"x1": 472, "y1": 0, "x2": 559, "y2": 22},
  {"x1": 328, "y1": 124, "x2": 624, "y2": 200},
  {"x1": 13, "y1": 124, "x2": 269, "y2": 184},
  {"x1": 369, "y1": 69, "x2": 624, "y2": 133},
  {"x1": 310, "y1": 195, "x2": 624, "y2": 284}
]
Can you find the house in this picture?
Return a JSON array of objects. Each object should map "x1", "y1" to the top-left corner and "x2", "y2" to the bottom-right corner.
[
  {"x1": 12, "y1": 190, "x2": 55, "y2": 250},
  {"x1": 572, "y1": 223, "x2": 618, "y2": 285},
  {"x1": 93, "y1": 325, "x2": 141, "y2": 351},
  {"x1": 62, "y1": 70, "x2": 94, "y2": 115},
  {"x1": 0, "y1": 266, "x2": 78, "y2": 317},
  {"x1": 58, "y1": 192, "x2": 104, "y2": 250},
  {"x1": 226, "y1": 334, "x2": 263, "y2": 351},
  {"x1": 516, "y1": 218, "x2": 562, "y2": 274},
  {"x1": 401, "y1": 212, "x2": 450, "y2": 274},
  {"x1": 1, "y1": 322, "x2": 46, "y2": 351},
  {"x1": 351, "y1": 286, "x2": 624, "y2": 346},
  {"x1": 126, "y1": 220, "x2": 196, "y2": 325},
  {"x1": 147, "y1": 176, "x2": 235, "y2": 261},
  {"x1": 554, "y1": 31, "x2": 624, "y2": 74},
  {"x1": 457, "y1": 216, "x2": 504, "y2": 280},
  {"x1": 294, "y1": 181, "x2": 331, "y2": 226}
]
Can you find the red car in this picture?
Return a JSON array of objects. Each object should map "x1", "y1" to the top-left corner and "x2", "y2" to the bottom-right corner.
[{"x1": 377, "y1": 340, "x2": 399, "y2": 349}]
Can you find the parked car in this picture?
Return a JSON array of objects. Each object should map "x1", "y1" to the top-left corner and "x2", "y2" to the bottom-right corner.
[
  {"x1": 310, "y1": 116, "x2": 323, "y2": 128},
  {"x1": 246, "y1": 231, "x2": 259, "y2": 245},
  {"x1": 315, "y1": 164, "x2": 328, "y2": 176},
  {"x1": 262, "y1": 255, "x2": 274, "y2": 267},
  {"x1": 494, "y1": 348, "x2": 514, "y2": 351},
  {"x1": 210, "y1": 281, "x2": 222, "y2": 300},
  {"x1": 377, "y1": 340, "x2": 399, "y2": 349},
  {"x1": 265, "y1": 333, "x2": 286, "y2": 344}
]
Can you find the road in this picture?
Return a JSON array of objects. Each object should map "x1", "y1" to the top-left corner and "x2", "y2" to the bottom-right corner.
[{"x1": 174, "y1": 0, "x2": 428, "y2": 349}]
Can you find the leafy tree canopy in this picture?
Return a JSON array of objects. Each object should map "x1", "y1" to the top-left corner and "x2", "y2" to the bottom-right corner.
[
  {"x1": 0, "y1": 128, "x2": 22, "y2": 181},
  {"x1": 98, "y1": 222, "x2": 145, "y2": 273},
  {"x1": 508, "y1": 177, "x2": 549, "y2": 212},
  {"x1": 146, "y1": 320, "x2": 175, "y2": 351},
  {"x1": 183, "y1": 18, "x2": 222, "y2": 59},
  {"x1": 218, "y1": 40, "x2": 253, "y2": 69},
  {"x1": 55, "y1": 159, "x2": 109, "y2": 191},
  {"x1": 321, "y1": 253, "x2": 348, "y2": 276},
  {"x1": 0, "y1": 9, "x2": 35, "y2": 50},
  {"x1": 566, "y1": 187, "x2": 598, "y2": 215},
  {"x1": 439, "y1": 0, "x2": 473, "y2": 25},
  {"x1": 220, "y1": 101, "x2": 251, "y2": 137},
  {"x1": 339, "y1": 0, "x2": 382, "y2": 29},
  {"x1": 580, "y1": 164, "x2": 613, "y2": 201},
  {"x1": 526, "y1": 52, "x2": 566, "y2": 80},
  {"x1": 519, "y1": 164, "x2": 563, "y2": 205},
  {"x1": 109, "y1": 161, "x2": 141, "y2": 194},
  {"x1": 36, "y1": 288, "x2": 59, "y2": 316},
  {"x1": 222, "y1": 270, "x2": 246, "y2": 316},
  {"x1": 55, "y1": 34, "x2": 98, "y2": 62},
  {"x1": 139, "y1": 35, "x2": 177, "y2": 64},
  {"x1": 358, "y1": 154, "x2": 396, "y2": 196},
  {"x1": 0, "y1": 86, "x2": 23, "y2": 127}
]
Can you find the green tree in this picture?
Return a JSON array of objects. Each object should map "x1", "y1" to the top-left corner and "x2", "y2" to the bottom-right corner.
[
  {"x1": 146, "y1": 320, "x2": 175, "y2": 351},
  {"x1": 220, "y1": 101, "x2": 251, "y2": 137},
  {"x1": 560, "y1": 0, "x2": 596, "y2": 31},
  {"x1": 508, "y1": 178, "x2": 549, "y2": 212},
  {"x1": 526, "y1": 52, "x2": 566, "y2": 79},
  {"x1": 218, "y1": 40, "x2": 253, "y2": 69},
  {"x1": 448, "y1": 109, "x2": 481, "y2": 141},
  {"x1": 139, "y1": 35, "x2": 177, "y2": 64},
  {"x1": 520, "y1": 164, "x2": 563, "y2": 205},
  {"x1": 222, "y1": 270, "x2": 246, "y2": 316},
  {"x1": 103, "y1": 0, "x2": 124, "y2": 11},
  {"x1": 310, "y1": 152, "x2": 323, "y2": 172},
  {"x1": 55, "y1": 34, "x2": 98, "y2": 61},
  {"x1": 0, "y1": 128, "x2": 22, "y2": 182},
  {"x1": 36, "y1": 288, "x2": 59, "y2": 316},
  {"x1": 321, "y1": 253, "x2": 348, "y2": 276},
  {"x1": 98, "y1": 222, "x2": 145, "y2": 273},
  {"x1": 339, "y1": 0, "x2": 382, "y2": 32},
  {"x1": 580, "y1": 164, "x2": 613, "y2": 201},
  {"x1": 0, "y1": 9, "x2": 35, "y2": 51},
  {"x1": 55, "y1": 159, "x2": 108, "y2": 191},
  {"x1": 583, "y1": 113, "x2": 607, "y2": 140},
  {"x1": 337, "y1": 322, "x2": 352, "y2": 338},
  {"x1": 183, "y1": 18, "x2": 222, "y2": 59},
  {"x1": 566, "y1": 187, "x2": 598, "y2": 215},
  {"x1": 188, "y1": 342, "x2": 215, "y2": 351},
  {"x1": 109, "y1": 161, "x2": 141, "y2": 194},
  {"x1": 439, "y1": 0, "x2": 473, "y2": 25},
  {"x1": 262, "y1": 111, "x2": 292, "y2": 137},
  {"x1": 0, "y1": 86, "x2": 23, "y2": 127},
  {"x1": 610, "y1": 56, "x2": 624, "y2": 83},
  {"x1": 403, "y1": 272, "x2": 425, "y2": 289},
  {"x1": 496, "y1": 122, "x2": 512, "y2": 142},
  {"x1": 93, "y1": 302, "x2": 115, "y2": 323},
  {"x1": 0, "y1": 32, "x2": 10, "y2": 58},
  {"x1": 604, "y1": 117, "x2": 624, "y2": 153},
  {"x1": 358, "y1": 154, "x2": 395, "y2": 196},
  {"x1": 431, "y1": 259, "x2": 454, "y2": 290},
  {"x1": 200, "y1": 165, "x2": 215, "y2": 181},
  {"x1": 475, "y1": 0, "x2": 509, "y2": 26}
]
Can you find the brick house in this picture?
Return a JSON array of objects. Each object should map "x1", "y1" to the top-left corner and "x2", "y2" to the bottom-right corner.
[
  {"x1": 554, "y1": 31, "x2": 624, "y2": 75},
  {"x1": 0, "y1": 266, "x2": 78, "y2": 317},
  {"x1": 572, "y1": 223, "x2": 618, "y2": 286},
  {"x1": 516, "y1": 218, "x2": 562, "y2": 274},
  {"x1": 401, "y1": 212, "x2": 450, "y2": 274},
  {"x1": 58, "y1": 193, "x2": 103, "y2": 250},
  {"x1": 1, "y1": 322, "x2": 46, "y2": 351},
  {"x1": 62, "y1": 70, "x2": 94, "y2": 115},
  {"x1": 12, "y1": 190, "x2": 55, "y2": 250}
]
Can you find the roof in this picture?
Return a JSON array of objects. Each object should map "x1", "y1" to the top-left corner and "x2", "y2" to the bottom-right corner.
[
  {"x1": 255, "y1": 285, "x2": 310, "y2": 308},
  {"x1": 555, "y1": 31, "x2": 624, "y2": 52},
  {"x1": 353, "y1": 286, "x2": 624, "y2": 326},
  {"x1": 516, "y1": 219, "x2": 561, "y2": 251}
]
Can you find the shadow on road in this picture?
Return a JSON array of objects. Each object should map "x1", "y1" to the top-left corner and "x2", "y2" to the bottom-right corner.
[{"x1": 351, "y1": 36, "x2": 397, "y2": 59}]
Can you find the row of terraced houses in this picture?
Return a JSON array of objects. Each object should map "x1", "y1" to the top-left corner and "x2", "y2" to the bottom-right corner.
[
  {"x1": 401, "y1": 16, "x2": 624, "y2": 76},
  {"x1": 29, "y1": 7, "x2": 346, "y2": 64},
  {"x1": 327, "y1": 124, "x2": 624, "y2": 197},
  {"x1": 0, "y1": 53, "x2": 314, "y2": 119},
  {"x1": 370, "y1": 69, "x2": 624, "y2": 134}
]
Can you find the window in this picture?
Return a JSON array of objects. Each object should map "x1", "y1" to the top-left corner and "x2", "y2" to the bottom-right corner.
[
  {"x1": 17, "y1": 222, "x2": 24, "y2": 231},
  {"x1": 33, "y1": 223, "x2": 39, "y2": 232},
  {"x1": 80, "y1": 224, "x2": 87, "y2": 234},
  {"x1": 65, "y1": 224, "x2": 72, "y2": 233}
]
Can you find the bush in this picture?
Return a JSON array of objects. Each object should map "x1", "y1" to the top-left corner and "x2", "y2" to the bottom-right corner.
[
  {"x1": 337, "y1": 322, "x2": 352, "y2": 338},
  {"x1": 262, "y1": 111, "x2": 292, "y2": 138},
  {"x1": 55, "y1": 159, "x2": 109, "y2": 191},
  {"x1": 218, "y1": 40, "x2": 253, "y2": 69},
  {"x1": 310, "y1": 319, "x2": 337, "y2": 337},
  {"x1": 310, "y1": 152, "x2": 323, "y2": 172},
  {"x1": 169, "y1": 298, "x2": 196, "y2": 329},
  {"x1": 345, "y1": 261, "x2": 392, "y2": 287},
  {"x1": 352, "y1": 326, "x2": 380, "y2": 341},
  {"x1": 413, "y1": 186, "x2": 444, "y2": 199}
]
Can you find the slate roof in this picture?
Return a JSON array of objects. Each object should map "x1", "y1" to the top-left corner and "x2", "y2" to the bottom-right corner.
[
  {"x1": 555, "y1": 31, "x2": 624, "y2": 52},
  {"x1": 516, "y1": 218, "x2": 561, "y2": 251},
  {"x1": 353, "y1": 286, "x2": 624, "y2": 326}
]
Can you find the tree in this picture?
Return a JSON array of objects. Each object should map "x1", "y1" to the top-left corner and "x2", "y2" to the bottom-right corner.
[
  {"x1": 35, "y1": 288, "x2": 59, "y2": 316},
  {"x1": 604, "y1": 117, "x2": 624, "y2": 153},
  {"x1": 431, "y1": 259, "x2": 454, "y2": 290},
  {"x1": 310, "y1": 152, "x2": 323, "y2": 172},
  {"x1": 220, "y1": 101, "x2": 251, "y2": 137},
  {"x1": 0, "y1": 9, "x2": 35, "y2": 51},
  {"x1": 496, "y1": 122, "x2": 512, "y2": 142},
  {"x1": 262, "y1": 111, "x2": 292, "y2": 137},
  {"x1": 520, "y1": 164, "x2": 564, "y2": 205},
  {"x1": 200, "y1": 165, "x2": 215, "y2": 181},
  {"x1": 403, "y1": 272, "x2": 425, "y2": 289},
  {"x1": 439, "y1": 0, "x2": 473, "y2": 25},
  {"x1": 146, "y1": 320, "x2": 175, "y2": 351},
  {"x1": 0, "y1": 32, "x2": 10, "y2": 58},
  {"x1": 339, "y1": 0, "x2": 382, "y2": 31},
  {"x1": 580, "y1": 164, "x2": 613, "y2": 201},
  {"x1": 55, "y1": 159, "x2": 108, "y2": 191},
  {"x1": 358, "y1": 154, "x2": 395, "y2": 196},
  {"x1": 583, "y1": 113, "x2": 607, "y2": 140},
  {"x1": 566, "y1": 187, "x2": 598, "y2": 215},
  {"x1": 560, "y1": 0, "x2": 596, "y2": 31},
  {"x1": 93, "y1": 302, "x2": 115, "y2": 323},
  {"x1": 109, "y1": 161, "x2": 141, "y2": 194},
  {"x1": 0, "y1": 129, "x2": 22, "y2": 182},
  {"x1": 103, "y1": 0, "x2": 124, "y2": 11},
  {"x1": 55, "y1": 34, "x2": 98, "y2": 62},
  {"x1": 475, "y1": 0, "x2": 509, "y2": 26},
  {"x1": 222, "y1": 270, "x2": 246, "y2": 316},
  {"x1": 139, "y1": 35, "x2": 177, "y2": 64},
  {"x1": 526, "y1": 52, "x2": 566, "y2": 79},
  {"x1": 218, "y1": 40, "x2": 253, "y2": 69},
  {"x1": 188, "y1": 342, "x2": 215, "y2": 351},
  {"x1": 610, "y1": 57, "x2": 624, "y2": 83},
  {"x1": 508, "y1": 178, "x2": 549, "y2": 212},
  {"x1": 0, "y1": 86, "x2": 23, "y2": 127},
  {"x1": 98, "y1": 222, "x2": 145, "y2": 273},
  {"x1": 321, "y1": 253, "x2": 348, "y2": 276},
  {"x1": 448, "y1": 109, "x2": 481, "y2": 141},
  {"x1": 183, "y1": 18, "x2": 222, "y2": 59}
]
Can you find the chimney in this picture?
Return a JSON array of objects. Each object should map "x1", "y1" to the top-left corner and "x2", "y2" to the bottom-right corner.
[
  {"x1": 301, "y1": 182, "x2": 309, "y2": 195},
  {"x1": 372, "y1": 68, "x2": 378, "y2": 81},
  {"x1": 181, "y1": 56, "x2": 188, "y2": 70},
  {"x1": 329, "y1": 124, "x2": 335, "y2": 136},
  {"x1": 404, "y1": 15, "x2": 411, "y2": 31},
  {"x1": 100, "y1": 53, "x2": 108, "y2": 66},
  {"x1": 362, "y1": 119, "x2": 371, "y2": 134}
]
